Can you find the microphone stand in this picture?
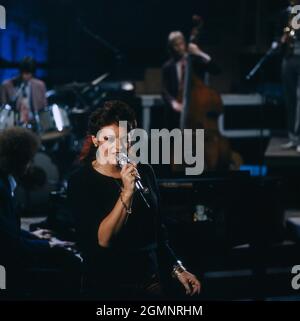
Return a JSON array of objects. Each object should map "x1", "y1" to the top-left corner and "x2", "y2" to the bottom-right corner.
[
  {"x1": 136, "y1": 183, "x2": 150, "y2": 208},
  {"x1": 81, "y1": 73, "x2": 110, "y2": 95},
  {"x1": 245, "y1": 42, "x2": 280, "y2": 179},
  {"x1": 246, "y1": 42, "x2": 280, "y2": 80},
  {"x1": 77, "y1": 19, "x2": 123, "y2": 63}
]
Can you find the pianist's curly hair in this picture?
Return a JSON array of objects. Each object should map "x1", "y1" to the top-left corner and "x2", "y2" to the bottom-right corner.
[{"x1": 0, "y1": 127, "x2": 40, "y2": 177}]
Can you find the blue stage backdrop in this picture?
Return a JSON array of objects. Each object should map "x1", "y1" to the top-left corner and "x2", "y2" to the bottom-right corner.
[{"x1": 0, "y1": 0, "x2": 48, "y2": 82}]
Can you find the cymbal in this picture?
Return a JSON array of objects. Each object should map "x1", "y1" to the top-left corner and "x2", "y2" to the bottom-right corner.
[
  {"x1": 40, "y1": 128, "x2": 71, "y2": 141},
  {"x1": 56, "y1": 82, "x2": 88, "y2": 92},
  {"x1": 70, "y1": 107, "x2": 90, "y2": 114}
]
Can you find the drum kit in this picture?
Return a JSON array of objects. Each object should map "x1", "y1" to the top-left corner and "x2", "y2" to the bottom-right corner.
[
  {"x1": 0, "y1": 73, "x2": 112, "y2": 141},
  {"x1": 0, "y1": 103, "x2": 71, "y2": 141}
]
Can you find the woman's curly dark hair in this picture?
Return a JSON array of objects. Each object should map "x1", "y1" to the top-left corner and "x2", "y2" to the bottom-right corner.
[
  {"x1": 80, "y1": 100, "x2": 137, "y2": 163},
  {"x1": 0, "y1": 127, "x2": 40, "y2": 177}
]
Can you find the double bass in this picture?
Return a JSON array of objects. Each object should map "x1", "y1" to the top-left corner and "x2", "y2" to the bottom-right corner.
[{"x1": 179, "y1": 15, "x2": 242, "y2": 170}]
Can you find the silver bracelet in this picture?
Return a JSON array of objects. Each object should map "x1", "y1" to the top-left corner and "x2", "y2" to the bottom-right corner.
[
  {"x1": 171, "y1": 260, "x2": 187, "y2": 278},
  {"x1": 120, "y1": 192, "x2": 132, "y2": 214}
]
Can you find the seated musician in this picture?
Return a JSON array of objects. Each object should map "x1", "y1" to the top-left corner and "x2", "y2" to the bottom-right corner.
[{"x1": 0, "y1": 127, "x2": 72, "y2": 294}]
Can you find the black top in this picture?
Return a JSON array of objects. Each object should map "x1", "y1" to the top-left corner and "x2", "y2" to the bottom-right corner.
[{"x1": 67, "y1": 163, "x2": 178, "y2": 286}]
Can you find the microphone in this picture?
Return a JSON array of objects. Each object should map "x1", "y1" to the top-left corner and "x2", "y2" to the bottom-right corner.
[
  {"x1": 116, "y1": 153, "x2": 148, "y2": 194},
  {"x1": 21, "y1": 81, "x2": 28, "y2": 97}
]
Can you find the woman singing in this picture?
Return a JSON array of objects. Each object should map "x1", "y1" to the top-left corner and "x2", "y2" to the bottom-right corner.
[{"x1": 68, "y1": 100, "x2": 200, "y2": 299}]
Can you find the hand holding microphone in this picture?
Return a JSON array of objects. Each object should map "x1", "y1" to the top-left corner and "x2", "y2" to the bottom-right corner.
[
  {"x1": 116, "y1": 153, "x2": 150, "y2": 208},
  {"x1": 120, "y1": 162, "x2": 137, "y2": 197}
]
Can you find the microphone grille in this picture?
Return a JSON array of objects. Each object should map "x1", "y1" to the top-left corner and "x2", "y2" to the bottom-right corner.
[{"x1": 116, "y1": 153, "x2": 129, "y2": 167}]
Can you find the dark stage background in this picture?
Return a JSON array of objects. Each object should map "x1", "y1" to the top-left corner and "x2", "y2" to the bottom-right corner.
[{"x1": 0, "y1": 0, "x2": 289, "y2": 88}]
